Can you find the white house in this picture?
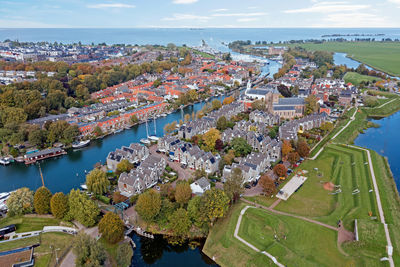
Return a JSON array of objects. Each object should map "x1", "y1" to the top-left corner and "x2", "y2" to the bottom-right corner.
[{"x1": 190, "y1": 177, "x2": 211, "y2": 195}]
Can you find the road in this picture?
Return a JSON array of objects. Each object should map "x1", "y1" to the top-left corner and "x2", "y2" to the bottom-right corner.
[{"x1": 348, "y1": 145, "x2": 394, "y2": 267}]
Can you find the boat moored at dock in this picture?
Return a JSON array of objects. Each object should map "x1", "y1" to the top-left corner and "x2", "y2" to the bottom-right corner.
[
  {"x1": 72, "y1": 140, "x2": 91, "y2": 149},
  {"x1": 24, "y1": 148, "x2": 67, "y2": 165}
]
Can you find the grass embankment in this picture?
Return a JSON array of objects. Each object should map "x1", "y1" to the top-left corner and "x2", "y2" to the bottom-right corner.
[
  {"x1": 0, "y1": 233, "x2": 73, "y2": 267},
  {"x1": 0, "y1": 216, "x2": 62, "y2": 233},
  {"x1": 287, "y1": 41, "x2": 400, "y2": 76},
  {"x1": 344, "y1": 72, "x2": 382, "y2": 86}
]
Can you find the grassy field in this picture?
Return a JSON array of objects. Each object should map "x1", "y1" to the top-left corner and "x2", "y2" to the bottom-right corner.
[
  {"x1": 275, "y1": 144, "x2": 379, "y2": 229},
  {"x1": 0, "y1": 216, "x2": 61, "y2": 233},
  {"x1": 287, "y1": 41, "x2": 400, "y2": 76},
  {"x1": 344, "y1": 72, "x2": 382, "y2": 86}
]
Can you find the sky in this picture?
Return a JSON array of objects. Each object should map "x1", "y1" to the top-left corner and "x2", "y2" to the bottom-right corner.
[{"x1": 0, "y1": 0, "x2": 400, "y2": 28}]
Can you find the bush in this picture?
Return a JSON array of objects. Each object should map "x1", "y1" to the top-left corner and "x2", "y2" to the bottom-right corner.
[
  {"x1": 7, "y1": 187, "x2": 34, "y2": 216},
  {"x1": 116, "y1": 243, "x2": 133, "y2": 267},
  {"x1": 96, "y1": 195, "x2": 111, "y2": 204}
]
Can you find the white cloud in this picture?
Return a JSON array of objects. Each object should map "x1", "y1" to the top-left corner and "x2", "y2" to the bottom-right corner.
[
  {"x1": 237, "y1": 18, "x2": 259, "y2": 22},
  {"x1": 162, "y1": 13, "x2": 209, "y2": 21},
  {"x1": 388, "y1": 0, "x2": 400, "y2": 6},
  {"x1": 212, "y1": 12, "x2": 267, "y2": 17},
  {"x1": 172, "y1": 0, "x2": 198, "y2": 4},
  {"x1": 284, "y1": 1, "x2": 369, "y2": 13},
  {"x1": 211, "y1": 8, "x2": 228, "y2": 12},
  {"x1": 313, "y1": 12, "x2": 393, "y2": 27},
  {"x1": 87, "y1": 3, "x2": 135, "y2": 9}
]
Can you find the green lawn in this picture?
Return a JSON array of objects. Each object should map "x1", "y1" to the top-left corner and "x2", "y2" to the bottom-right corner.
[
  {"x1": 344, "y1": 72, "x2": 382, "y2": 86},
  {"x1": 0, "y1": 216, "x2": 61, "y2": 233},
  {"x1": 287, "y1": 41, "x2": 400, "y2": 76},
  {"x1": 275, "y1": 145, "x2": 379, "y2": 230}
]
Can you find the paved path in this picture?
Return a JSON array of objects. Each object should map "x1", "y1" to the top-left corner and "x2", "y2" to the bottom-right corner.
[
  {"x1": 234, "y1": 206, "x2": 285, "y2": 267},
  {"x1": 348, "y1": 145, "x2": 394, "y2": 267},
  {"x1": 309, "y1": 107, "x2": 358, "y2": 160},
  {"x1": 242, "y1": 198, "x2": 338, "y2": 231}
]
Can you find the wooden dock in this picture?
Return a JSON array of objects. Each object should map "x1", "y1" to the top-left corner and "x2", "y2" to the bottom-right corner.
[{"x1": 125, "y1": 224, "x2": 154, "y2": 239}]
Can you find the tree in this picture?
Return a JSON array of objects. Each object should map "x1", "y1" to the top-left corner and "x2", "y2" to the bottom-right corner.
[
  {"x1": 112, "y1": 191, "x2": 127, "y2": 204},
  {"x1": 175, "y1": 182, "x2": 192, "y2": 206},
  {"x1": 187, "y1": 196, "x2": 207, "y2": 228},
  {"x1": 130, "y1": 114, "x2": 139, "y2": 124},
  {"x1": 74, "y1": 233, "x2": 106, "y2": 267},
  {"x1": 136, "y1": 190, "x2": 161, "y2": 222},
  {"x1": 211, "y1": 99, "x2": 222, "y2": 110},
  {"x1": 215, "y1": 139, "x2": 224, "y2": 151},
  {"x1": 34, "y1": 186, "x2": 52, "y2": 214},
  {"x1": 282, "y1": 140, "x2": 292, "y2": 158},
  {"x1": 164, "y1": 121, "x2": 176, "y2": 134},
  {"x1": 273, "y1": 164, "x2": 287, "y2": 178},
  {"x1": 86, "y1": 168, "x2": 109, "y2": 195},
  {"x1": 116, "y1": 243, "x2": 134, "y2": 267},
  {"x1": 287, "y1": 151, "x2": 300, "y2": 165},
  {"x1": 223, "y1": 149, "x2": 236, "y2": 165},
  {"x1": 231, "y1": 137, "x2": 252, "y2": 157},
  {"x1": 251, "y1": 100, "x2": 265, "y2": 111},
  {"x1": 305, "y1": 95, "x2": 319, "y2": 115},
  {"x1": 277, "y1": 84, "x2": 292, "y2": 97},
  {"x1": 116, "y1": 159, "x2": 134, "y2": 175},
  {"x1": 98, "y1": 212, "x2": 125, "y2": 244},
  {"x1": 93, "y1": 126, "x2": 103, "y2": 137},
  {"x1": 68, "y1": 189, "x2": 99, "y2": 227},
  {"x1": 297, "y1": 140, "x2": 310, "y2": 158},
  {"x1": 6, "y1": 187, "x2": 34, "y2": 216},
  {"x1": 223, "y1": 96, "x2": 234, "y2": 105},
  {"x1": 50, "y1": 192, "x2": 69, "y2": 219},
  {"x1": 320, "y1": 122, "x2": 334, "y2": 133},
  {"x1": 216, "y1": 116, "x2": 228, "y2": 131},
  {"x1": 202, "y1": 128, "x2": 221, "y2": 151},
  {"x1": 168, "y1": 208, "x2": 191, "y2": 236},
  {"x1": 203, "y1": 188, "x2": 230, "y2": 226},
  {"x1": 28, "y1": 129, "x2": 47, "y2": 147},
  {"x1": 259, "y1": 174, "x2": 277, "y2": 196},
  {"x1": 224, "y1": 168, "x2": 244, "y2": 202},
  {"x1": 184, "y1": 113, "x2": 191, "y2": 122}
]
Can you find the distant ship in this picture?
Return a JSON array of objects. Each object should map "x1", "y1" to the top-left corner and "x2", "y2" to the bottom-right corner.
[{"x1": 72, "y1": 140, "x2": 91, "y2": 149}]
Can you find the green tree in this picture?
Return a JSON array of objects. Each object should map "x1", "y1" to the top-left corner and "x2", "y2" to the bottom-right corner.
[
  {"x1": 74, "y1": 233, "x2": 106, "y2": 267},
  {"x1": 168, "y1": 208, "x2": 191, "y2": 236},
  {"x1": 211, "y1": 99, "x2": 222, "y2": 110},
  {"x1": 93, "y1": 126, "x2": 103, "y2": 137},
  {"x1": 86, "y1": 168, "x2": 109, "y2": 195},
  {"x1": 116, "y1": 243, "x2": 134, "y2": 267},
  {"x1": 33, "y1": 186, "x2": 52, "y2": 214},
  {"x1": 251, "y1": 100, "x2": 265, "y2": 111},
  {"x1": 116, "y1": 159, "x2": 134, "y2": 175},
  {"x1": 187, "y1": 196, "x2": 208, "y2": 230},
  {"x1": 231, "y1": 137, "x2": 252, "y2": 157},
  {"x1": 98, "y1": 212, "x2": 125, "y2": 244},
  {"x1": 130, "y1": 114, "x2": 139, "y2": 124},
  {"x1": 50, "y1": 192, "x2": 69, "y2": 219},
  {"x1": 68, "y1": 189, "x2": 99, "y2": 227},
  {"x1": 136, "y1": 190, "x2": 161, "y2": 222},
  {"x1": 216, "y1": 116, "x2": 228, "y2": 131},
  {"x1": 6, "y1": 187, "x2": 34, "y2": 216},
  {"x1": 28, "y1": 129, "x2": 47, "y2": 147},
  {"x1": 63, "y1": 125, "x2": 79, "y2": 145},
  {"x1": 224, "y1": 168, "x2": 244, "y2": 202},
  {"x1": 175, "y1": 182, "x2": 192, "y2": 206},
  {"x1": 203, "y1": 188, "x2": 230, "y2": 226}
]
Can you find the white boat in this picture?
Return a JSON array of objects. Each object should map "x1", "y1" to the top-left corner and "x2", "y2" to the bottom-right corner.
[
  {"x1": 161, "y1": 113, "x2": 167, "y2": 117},
  {"x1": 148, "y1": 135, "x2": 159, "y2": 141},
  {"x1": 80, "y1": 184, "x2": 88, "y2": 190},
  {"x1": 0, "y1": 157, "x2": 12, "y2": 165},
  {"x1": 140, "y1": 138, "x2": 151, "y2": 144},
  {"x1": 113, "y1": 129, "x2": 123, "y2": 134},
  {"x1": 0, "y1": 192, "x2": 10, "y2": 201},
  {"x1": 72, "y1": 140, "x2": 90, "y2": 149}
]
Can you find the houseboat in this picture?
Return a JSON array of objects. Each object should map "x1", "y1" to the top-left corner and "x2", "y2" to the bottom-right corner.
[{"x1": 24, "y1": 148, "x2": 67, "y2": 165}]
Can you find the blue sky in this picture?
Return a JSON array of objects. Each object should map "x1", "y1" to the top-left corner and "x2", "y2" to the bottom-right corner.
[{"x1": 0, "y1": 0, "x2": 399, "y2": 28}]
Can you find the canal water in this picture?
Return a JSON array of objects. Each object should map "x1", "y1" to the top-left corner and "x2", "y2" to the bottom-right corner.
[{"x1": 354, "y1": 112, "x2": 400, "y2": 192}]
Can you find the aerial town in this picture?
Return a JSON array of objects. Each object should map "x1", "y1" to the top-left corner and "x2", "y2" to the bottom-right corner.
[{"x1": 1, "y1": 5, "x2": 400, "y2": 267}]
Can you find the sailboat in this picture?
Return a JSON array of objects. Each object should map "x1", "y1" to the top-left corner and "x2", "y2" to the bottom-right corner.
[
  {"x1": 140, "y1": 117, "x2": 151, "y2": 144},
  {"x1": 148, "y1": 115, "x2": 160, "y2": 142}
]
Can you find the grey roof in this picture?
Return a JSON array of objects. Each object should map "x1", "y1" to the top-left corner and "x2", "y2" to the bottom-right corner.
[
  {"x1": 274, "y1": 106, "x2": 295, "y2": 111},
  {"x1": 277, "y1": 97, "x2": 305, "y2": 105},
  {"x1": 194, "y1": 177, "x2": 210, "y2": 189}
]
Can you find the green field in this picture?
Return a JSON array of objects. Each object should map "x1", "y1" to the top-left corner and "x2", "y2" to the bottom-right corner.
[
  {"x1": 0, "y1": 216, "x2": 62, "y2": 233},
  {"x1": 344, "y1": 72, "x2": 382, "y2": 86},
  {"x1": 275, "y1": 144, "x2": 379, "y2": 229},
  {"x1": 287, "y1": 42, "x2": 400, "y2": 76}
]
